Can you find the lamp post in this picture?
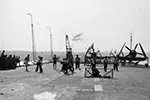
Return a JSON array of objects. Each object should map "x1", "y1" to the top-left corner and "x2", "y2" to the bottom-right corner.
[
  {"x1": 27, "y1": 13, "x2": 36, "y2": 61},
  {"x1": 130, "y1": 32, "x2": 132, "y2": 50},
  {"x1": 47, "y1": 27, "x2": 53, "y2": 60}
]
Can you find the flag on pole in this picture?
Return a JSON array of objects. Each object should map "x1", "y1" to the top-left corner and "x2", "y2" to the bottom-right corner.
[{"x1": 72, "y1": 33, "x2": 83, "y2": 41}]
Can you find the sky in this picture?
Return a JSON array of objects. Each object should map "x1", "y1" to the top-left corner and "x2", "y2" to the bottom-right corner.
[{"x1": 0, "y1": 0, "x2": 150, "y2": 52}]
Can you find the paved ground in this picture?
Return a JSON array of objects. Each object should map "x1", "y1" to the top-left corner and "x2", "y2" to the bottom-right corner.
[{"x1": 0, "y1": 63, "x2": 150, "y2": 100}]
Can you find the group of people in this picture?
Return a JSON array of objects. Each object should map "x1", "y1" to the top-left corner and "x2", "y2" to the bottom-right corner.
[
  {"x1": 60, "y1": 58, "x2": 74, "y2": 74},
  {"x1": 0, "y1": 52, "x2": 81, "y2": 74},
  {"x1": 0, "y1": 50, "x2": 20, "y2": 70},
  {"x1": 25, "y1": 53, "x2": 119, "y2": 76},
  {"x1": 24, "y1": 54, "x2": 44, "y2": 73},
  {"x1": 24, "y1": 53, "x2": 81, "y2": 75},
  {"x1": 53, "y1": 54, "x2": 81, "y2": 75},
  {"x1": 90, "y1": 54, "x2": 119, "y2": 77},
  {"x1": 0, "y1": 49, "x2": 119, "y2": 77},
  {"x1": 103, "y1": 56, "x2": 119, "y2": 72}
]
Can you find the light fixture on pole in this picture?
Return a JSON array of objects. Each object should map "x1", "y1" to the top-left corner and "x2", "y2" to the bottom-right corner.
[
  {"x1": 27, "y1": 13, "x2": 37, "y2": 61},
  {"x1": 130, "y1": 32, "x2": 132, "y2": 50},
  {"x1": 47, "y1": 26, "x2": 53, "y2": 60}
]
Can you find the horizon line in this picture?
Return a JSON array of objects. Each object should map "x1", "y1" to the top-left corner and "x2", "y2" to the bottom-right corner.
[{"x1": 2, "y1": 50, "x2": 150, "y2": 53}]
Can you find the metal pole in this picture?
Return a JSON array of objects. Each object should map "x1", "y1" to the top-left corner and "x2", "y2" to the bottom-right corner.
[
  {"x1": 27, "y1": 13, "x2": 36, "y2": 61},
  {"x1": 130, "y1": 32, "x2": 132, "y2": 50},
  {"x1": 2, "y1": 40, "x2": 4, "y2": 50},
  {"x1": 50, "y1": 33, "x2": 53, "y2": 60},
  {"x1": 47, "y1": 27, "x2": 53, "y2": 60}
]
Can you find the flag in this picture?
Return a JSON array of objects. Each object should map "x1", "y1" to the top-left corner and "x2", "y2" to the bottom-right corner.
[{"x1": 72, "y1": 33, "x2": 83, "y2": 41}]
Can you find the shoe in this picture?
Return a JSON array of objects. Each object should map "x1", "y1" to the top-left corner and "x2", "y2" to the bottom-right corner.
[{"x1": 25, "y1": 70, "x2": 30, "y2": 72}]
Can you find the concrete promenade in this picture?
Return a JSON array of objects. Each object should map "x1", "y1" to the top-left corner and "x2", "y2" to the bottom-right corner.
[{"x1": 0, "y1": 64, "x2": 150, "y2": 100}]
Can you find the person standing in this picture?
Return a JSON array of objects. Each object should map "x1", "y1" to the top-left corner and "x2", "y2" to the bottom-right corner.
[
  {"x1": 16, "y1": 56, "x2": 21, "y2": 67},
  {"x1": 11, "y1": 55, "x2": 17, "y2": 69},
  {"x1": 24, "y1": 54, "x2": 30, "y2": 72},
  {"x1": 60, "y1": 58, "x2": 68, "y2": 74},
  {"x1": 104, "y1": 56, "x2": 108, "y2": 72},
  {"x1": 53, "y1": 54, "x2": 58, "y2": 69},
  {"x1": 1, "y1": 50, "x2": 6, "y2": 70},
  {"x1": 35, "y1": 56, "x2": 43, "y2": 73},
  {"x1": 91, "y1": 58, "x2": 97, "y2": 77},
  {"x1": 113, "y1": 57, "x2": 119, "y2": 71},
  {"x1": 75, "y1": 55, "x2": 81, "y2": 70}
]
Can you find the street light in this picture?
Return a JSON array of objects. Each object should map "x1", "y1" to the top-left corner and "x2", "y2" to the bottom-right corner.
[
  {"x1": 27, "y1": 13, "x2": 37, "y2": 61},
  {"x1": 130, "y1": 32, "x2": 132, "y2": 50},
  {"x1": 47, "y1": 26, "x2": 53, "y2": 60}
]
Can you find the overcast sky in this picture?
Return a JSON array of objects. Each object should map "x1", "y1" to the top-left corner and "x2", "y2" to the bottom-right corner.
[{"x1": 0, "y1": 0, "x2": 150, "y2": 52}]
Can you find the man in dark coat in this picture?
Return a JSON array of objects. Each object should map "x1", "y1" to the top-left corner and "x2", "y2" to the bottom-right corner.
[
  {"x1": 53, "y1": 54, "x2": 58, "y2": 69},
  {"x1": 75, "y1": 55, "x2": 81, "y2": 70},
  {"x1": 24, "y1": 54, "x2": 30, "y2": 71}
]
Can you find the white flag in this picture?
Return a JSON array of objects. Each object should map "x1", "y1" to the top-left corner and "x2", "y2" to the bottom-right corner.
[{"x1": 72, "y1": 33, "x2": 83, "y2": 41}]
